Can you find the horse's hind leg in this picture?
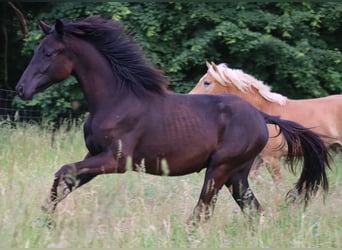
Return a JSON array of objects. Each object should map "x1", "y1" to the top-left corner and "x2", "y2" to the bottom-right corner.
[
  {"x1": 225, "y1": 159, "x2": 263, "y2": 218},
  {"x1": 188, "y1": 163, "x2": 235, "y2": 226}
]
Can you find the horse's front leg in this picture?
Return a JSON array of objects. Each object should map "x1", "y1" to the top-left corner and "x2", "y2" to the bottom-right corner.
[{"x1": 42, "y1": 150, "x2": 122, "y2": 214}]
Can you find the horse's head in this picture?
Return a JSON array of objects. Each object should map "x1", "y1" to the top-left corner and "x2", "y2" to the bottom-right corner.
[
  {"x1": 190, "y1": 62, "x2": 235, "y2": 95},
  {"x1": 16, "y1": 19, "x2": 73, "y2": 100},
  {"x1": 190, "y1": 62, "x2": 288, "y2": 106}
]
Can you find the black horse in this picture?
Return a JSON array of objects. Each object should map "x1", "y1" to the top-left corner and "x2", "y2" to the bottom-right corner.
[{"x1": 15, "y1": 16, "x2": 330, "y2": 224}]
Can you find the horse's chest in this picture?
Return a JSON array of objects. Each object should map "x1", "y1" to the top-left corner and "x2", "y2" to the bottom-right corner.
[
  {"x1": 83, "y1": 118, "x2": 113, "y2": 154},
  {"x1": 83, "y1": 115, "x2": 136, "y2": 155},
  {"x1": 84, "y1": 133, "x2": 106, "y2": 155}
]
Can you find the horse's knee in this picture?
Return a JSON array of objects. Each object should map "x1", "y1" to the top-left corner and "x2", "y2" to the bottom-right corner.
[
  {"x1": 55, "y1": 164, "x2": 76, "y2": 178},
  {"x1": 53, "y1": 164, "x2": 79, "y2": 195}
]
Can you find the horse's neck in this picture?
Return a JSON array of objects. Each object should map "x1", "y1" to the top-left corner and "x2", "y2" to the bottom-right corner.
[
  {"x1": 233, "y1": 88, "x2": 276, "y2": 113},
  {"x1": 71, "y1": 40, "x2": 122, "y2": 113}
]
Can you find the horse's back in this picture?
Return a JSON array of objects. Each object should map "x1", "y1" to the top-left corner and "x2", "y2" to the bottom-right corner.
[
  {"x1": 285, "y1": 95, "x2": 342, "y2": 143},
  {"x1": 264, "y1": 94, "x2": 342, "y2": 151}
]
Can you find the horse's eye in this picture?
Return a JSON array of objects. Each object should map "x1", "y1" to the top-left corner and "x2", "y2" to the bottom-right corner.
[
  {"x1": 203, "y1": 81, "x2": 211, "y2": 87},
  {"x1": 45, "y1": 49, "x2": 60, "y2": 57}
]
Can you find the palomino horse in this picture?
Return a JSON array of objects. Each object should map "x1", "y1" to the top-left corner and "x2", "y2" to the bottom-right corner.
[
  {"x1": 16, "y1": 16, "x2": 330, "y2": 225},
  {"x1": 190, "y1": 62, "x2": 341, "y2": 183}
]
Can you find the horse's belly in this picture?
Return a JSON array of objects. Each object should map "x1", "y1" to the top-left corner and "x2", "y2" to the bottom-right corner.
[{"x1": 133, "y1": 143, "x2": 214, "y2": 176}]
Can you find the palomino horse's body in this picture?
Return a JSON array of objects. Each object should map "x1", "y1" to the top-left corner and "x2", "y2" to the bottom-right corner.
[
  {"x1": 16, "y1": 16, "x2": 330, "y2": 224},
  {"x1": 190, "y1": 62, "x2": 341, "y2": 183}
]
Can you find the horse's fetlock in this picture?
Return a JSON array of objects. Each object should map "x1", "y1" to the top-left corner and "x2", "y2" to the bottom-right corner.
[{"x1": 64, "y1": 175, "x2": 76, "y2": 186}]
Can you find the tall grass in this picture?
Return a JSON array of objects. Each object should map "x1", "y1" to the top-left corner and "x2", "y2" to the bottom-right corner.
[{"x1": 0, "y1": 121, "x2": 341, "y2": 247}]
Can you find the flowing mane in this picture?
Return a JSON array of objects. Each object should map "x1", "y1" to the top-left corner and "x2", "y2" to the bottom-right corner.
[
  {"x1": 208, "y1": 63, "x2": 287, "y2": 105},
  {"x1": 58, "y1": 15, "x2": 168, "y2": 96}
]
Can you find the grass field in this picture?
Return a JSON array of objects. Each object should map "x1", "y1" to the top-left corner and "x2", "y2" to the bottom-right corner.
[{"x1": 0, "y1": 121, "x2": 341, "y2": 248}]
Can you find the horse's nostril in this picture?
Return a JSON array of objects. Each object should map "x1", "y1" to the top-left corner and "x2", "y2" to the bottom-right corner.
[{"x1": 16, "y1": 85, "x2": 24, "y2": 97}]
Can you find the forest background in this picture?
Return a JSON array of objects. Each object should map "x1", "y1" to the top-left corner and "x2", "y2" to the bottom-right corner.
[{"x1": 1, "y1": 2, "x2": 341, "y2": 120}]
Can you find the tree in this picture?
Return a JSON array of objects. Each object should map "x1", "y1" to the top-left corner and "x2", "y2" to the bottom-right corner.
[{"x1": 7, "y1": 2, "x2": 342, "y2": 120}]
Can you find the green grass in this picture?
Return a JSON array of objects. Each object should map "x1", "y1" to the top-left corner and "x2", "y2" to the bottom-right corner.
[{"x1": 0, "y1": 121, "x2": 341, "y2": 247}]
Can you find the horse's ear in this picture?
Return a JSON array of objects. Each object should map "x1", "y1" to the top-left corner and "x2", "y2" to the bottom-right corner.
[
  {"x1": 206, "y1": 61, "x2": 211, "y2": 69},
  {"x1": 55, "y1": 19, "x2": 64, "y2": 37},
  {"x1": 211, "y1": 62, "x2": 218, "y2": 72},
  {"x1": 38, "y1": 20, "x2": 51, "y2": 35}
]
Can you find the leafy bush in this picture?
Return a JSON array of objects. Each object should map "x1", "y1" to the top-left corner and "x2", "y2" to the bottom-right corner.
[{"x1": 12, "y1": 2, "x2": 342, "y2": 120}]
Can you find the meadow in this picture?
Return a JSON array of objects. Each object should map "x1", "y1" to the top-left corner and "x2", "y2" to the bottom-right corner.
[{"x1": 0, "y1": 121, "x2": 341, "y2": 248}]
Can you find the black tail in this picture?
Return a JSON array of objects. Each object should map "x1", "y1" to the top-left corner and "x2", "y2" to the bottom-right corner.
[{"x1": 261, "y1": 111, "x2": 331, "y2": 204}]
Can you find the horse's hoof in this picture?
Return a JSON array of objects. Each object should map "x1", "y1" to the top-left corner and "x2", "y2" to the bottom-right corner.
[
  {"x1": 185, "y1": 217, "x2": 199, "y2": 233},
  {"x1": 34, "y1": 208, "x2": 56, "y2": 229}
]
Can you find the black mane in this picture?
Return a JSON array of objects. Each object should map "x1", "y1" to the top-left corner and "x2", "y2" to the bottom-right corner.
[{"x1": 60, "y1": 15, "x2": 168, "y2": 96}]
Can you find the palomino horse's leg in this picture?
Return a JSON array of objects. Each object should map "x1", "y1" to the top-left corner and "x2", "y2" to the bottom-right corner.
[
  {"x1": 250, "y1": 155, "x2": 282, "y2": 184},
  {"x1": 225, "y1": 159, "x2": 263, "y2": 217},
  {"x1": 265, "y1": 156, "x2": 282, "y2": 184},
  {"x1": 42, "y1": 150, "x2": 119, "y2": 214},
  {"x1": 249, "y1": 155, "x2": 263, "y2": 180}
]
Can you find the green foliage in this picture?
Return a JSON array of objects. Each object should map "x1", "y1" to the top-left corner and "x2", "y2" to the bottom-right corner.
[
  {"x1": 123, "y1": 2, "x2": 342, "y2": 98},
  {"x1": 11, "y1": 2, "x2": 342, "y2": 120}
]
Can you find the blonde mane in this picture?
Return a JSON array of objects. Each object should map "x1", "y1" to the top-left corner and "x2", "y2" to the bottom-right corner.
[{"x1": 208, "y1": 63, "x2": 287, "y2": 105}]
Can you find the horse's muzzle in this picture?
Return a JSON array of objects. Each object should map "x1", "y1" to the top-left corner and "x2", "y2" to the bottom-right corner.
[
  {"x1": 15, "y1": 85, "x2": 33, "y2": 100},
  {"x1": 16, "y1": 85, "x2": 24, "y2": 98}
]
